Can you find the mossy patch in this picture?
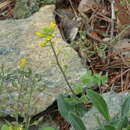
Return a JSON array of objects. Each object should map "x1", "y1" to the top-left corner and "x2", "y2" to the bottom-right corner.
[{"x1": 13, "y1": 0, "x2": 39, "y2": 19}]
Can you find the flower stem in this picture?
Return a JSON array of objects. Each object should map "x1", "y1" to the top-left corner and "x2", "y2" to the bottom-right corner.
[{"x1": 50, "y1": 41, "x2": 75, "y2": 96}]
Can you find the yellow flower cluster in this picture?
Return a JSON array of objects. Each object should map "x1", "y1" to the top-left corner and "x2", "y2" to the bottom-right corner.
[
  {"x1": 36, "y1": 22, "x2": 56, "y2": 47},
  {"x1": 20, "y1": 58, "x2": 27, "y2": 69}
]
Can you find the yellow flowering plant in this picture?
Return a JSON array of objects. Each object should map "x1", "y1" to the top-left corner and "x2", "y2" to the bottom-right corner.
[
  {"x1": 3, "y1": 58, "x2": 42, "y2": 130},
  {"x1": 36, "y1": 22, "x2": 75, "y2": 95},
  {"x1": 35, "y1": 22, "x2": 89, "y2": 130}
]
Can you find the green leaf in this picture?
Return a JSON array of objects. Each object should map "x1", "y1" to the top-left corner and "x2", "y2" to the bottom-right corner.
[
  {"x1": 127, "y1": 125, "x2": 130, "y2": 130},
  {"x1": 73, "y1": 103, "x2": 87, "y2": 117},
  {"x1": 94, "y1": 74, "x2": 107, "y2": 87},
  {"x1": 87, "y1": 90, "x2": 111, "y2": 122},
  {"x1": 68, "y1": 112, "x2": 86, "y2": 130},
  {"x1": 12, "y1": 81, "x2": 17, "y2": 87},
  {"x1": 65, "y1": 97, "x2": 78, "y2": 104},
  {"x1": 57, "y1": 94, "x2": 86, "y2": 122},
  {"x1": 39, "y1": 127, "x2": 57, "y2": 130},
  {"x1": 121, "y1": 96, "x2": 130, "y2": 117},
  {"x1": 116, "y1": 117, "x2": 128, "y2": 130},
  {"x1": 79, "y1": 95, "x2": 89, "y2": 104},
  {"x1": 74, "y1": 86, "x2": 83, "y2": 95},
  {"x1": 103, "y1": 125, "x2": 116, "y2": 130},
  {"x1": 101, "y1": 76, "x2": 108, "y2": 85},
  {"x1": 1, "y1": 125, "x2": 9, "y2": 130},
  {"x1": 57, "y1": 94, "x2": 73, "y2": 121},
  {"x1": 80, "y1": 71, "x2": 107, "y2": 88}
]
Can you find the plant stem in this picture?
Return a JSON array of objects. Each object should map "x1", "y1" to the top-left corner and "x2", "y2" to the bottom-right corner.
[
  {"x1": 16, "y1": 74, "x2": 24, "y2": 124},
  {"x1": 25, "y1": 79, "x2": 34, "y2": 130},
  {"x1": 50, "y1": 41, "x2": 75, "y2": 96}
]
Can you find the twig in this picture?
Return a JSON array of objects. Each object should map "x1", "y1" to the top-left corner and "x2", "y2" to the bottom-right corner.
[
  {"x1": 121, "y1": 66, "x2": 124, "y2": 92},
  {"x1": 68, "y1": 0, "x2": 78, "y2": 18},
  {"x1": 110, "y1": 68, "x2": 130, "y2": 86},
  {"x1": 111, "y1": 0, "x2": 116, "y2": 38}
]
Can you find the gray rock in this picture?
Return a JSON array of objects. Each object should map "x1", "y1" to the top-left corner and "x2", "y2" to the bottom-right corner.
[
  {"x1": 80, "y1": 92, "x2": 129, "y2": 130},
  {"x1": 55, "y1": 8, "x2": 81, "y2": 42},
  {"x1": 0, "y1": 5, "x2": 86, "y2": 116},
  {"x1": 61, "y1": 17, "x2": 81, "y2": 42}
]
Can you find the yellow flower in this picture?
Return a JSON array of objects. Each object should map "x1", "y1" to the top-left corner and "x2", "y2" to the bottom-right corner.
[
  {"x1": 20, "y1": 58, "x2": 27, "y2": 68},
  {"x1": 50, "y1": 22, "x2": 56, "y2": 29},
  {"x1": 39, "y1": 42, "x2": 48, "y2": 47},
  {"x1": 46, "y1": 36, "x2": 53, "y2": 41},
  {"x1": 50, "y1": 22, "x2": 56, "y2": 32},
  {"x1": 36, "y1": 32, "x2": 45, "y2": 38}
]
